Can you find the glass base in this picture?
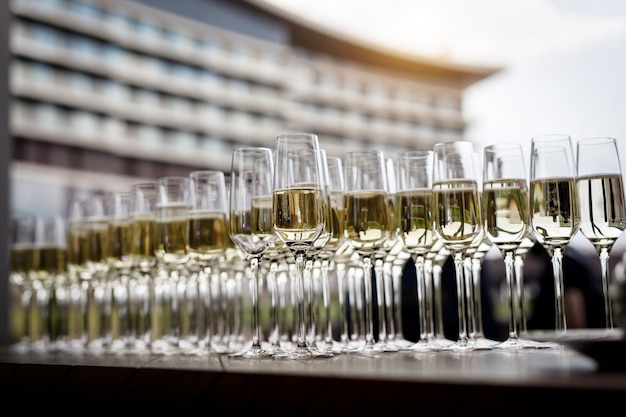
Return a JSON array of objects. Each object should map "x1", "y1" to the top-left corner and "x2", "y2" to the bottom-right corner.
[
  {"x1": 272, "y1": 342, "x2": 334, "y2": 360},
  {"x1": 228, "y1": 343, "x2": 274, "y2": 359}
]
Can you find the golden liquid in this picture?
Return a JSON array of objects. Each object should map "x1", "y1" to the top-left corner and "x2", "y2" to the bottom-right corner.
[
  {"x1": 530, "y1": 177, "x2": 579, "y2": 246},
  {"x1": 10, "y1": 244, "x2": 36, "y2": 276},
  {"x1": 344, "y1": 190, "x2": 389, "y2": 253},
  {"x1": 130, "y1": 215, "x2": 157, "y2": 268},
  {"x1": 187, "y1": 210, "x2": 227, "y2": 262},
  {"x1": 577, "y1": 173, "x2": 626, "y2": 246},
  {"x1": 88, "y1": 218, "x2": 111, "y2": 273},
  {"x1": 396, "y1": 188, "x2": 435, "y2": 255},
  {"x1": 108, "y1": 220, "x2": 133, "y2": 269},
  {"x1": 32, "y1": 245, "x2": 67, "y2": 279},
  {"x1": 155, "y1": 203, "x2": 189, "y2": 264},
  {"x1": 67, "y1": 219, "x2": 90, "y2": 270},
  {"x1": 273, "y1": 187, "x2": 324, "y2": 250},
  {"x1": 483, "y1": 179, "x2": 529, "y2": 251},
  {"x1": 433, "y1": 179, "x2": 481, "y2": 252}
]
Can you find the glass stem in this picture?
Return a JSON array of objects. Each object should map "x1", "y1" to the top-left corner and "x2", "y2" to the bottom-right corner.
[
  {"x1": 551, "y1": 247, "x2": 567, "y2": 333},
  {"x1": 362, "y1": 255, "x2": 376, "y2": 347},
  {"x1": 504, "y1": 250, "x2": 519, "y2": 340},
  {"x1": 453, "y1": 251, "x2": 469, "y2": 345},
  {"x1": 463, "y1": 255, "x2": 477, "y2": 340},
  {"x1": 374, "y1": 257, "x2": 387, "y2": 344},
  {"x1": 414, "y1": 255, "x2": 428, "y2": 343},
  {"x1": 294, "y1": 252, "x2": 308, "y2": 349},
  {"x1": 249, "y1": 257, "x2": 263, "y2": 350},
  {"x1": 599, "y1": 247, "x2": 614, "y2": 329},
  {"x1": 335, "y1": 261, "x2": 349, "y2": 345},
  {"x1": 321, "y1": 259, "x2": 334, "y2": 345},
  {"x1": 514, "y1": 254, "x2": 529, "y2": 337}
]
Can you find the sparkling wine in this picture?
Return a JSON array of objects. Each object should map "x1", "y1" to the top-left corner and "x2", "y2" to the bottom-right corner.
[
  {"x1": 155, "y1": 203, "x2": 189, "y2": 264},
  {"x1": 530, "y1": 177, "x2": 579, "y2": 246},
  {"x1": 396, "y1": 188, "x2": 435, "y2": 254},
  {"x1": 273, "y1": 187, "x2": 324, "y2": 250},
  {"x1": 483, "y1": 179, "x2": 529, "y2": 251},
  {"x1": 108, "y1": 219, "x2": 132, "y2": 270},
  {"x1": 344, "y1": 190, "x2": 390, "y2": 253},
  {"x1": 130, "y1": 215, "x2": 157, "y2": 268},
  {"x1": 187, "y1": 210, "x2": 227, "y2": 262},
  {"x1": 433, "y1": 179, "x2": 481, "y2": 251},
  {"x1": 577, "y1": 173, "x2": 626, "y2": 246}
]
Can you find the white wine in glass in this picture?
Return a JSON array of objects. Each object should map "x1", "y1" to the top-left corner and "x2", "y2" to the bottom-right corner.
[
  {"x1": 272, "y1": 133, "x2": 328, "y2": 360},
  {"x1": 433, "y1": 141, "x2": 483, "y2": 352},
  {"x1": 395, "y1": 150, "x2": 438, "y2": 352},
  {"x1": 343, "y1": 149, "x2": 391, "y2": 356},
  {"x1": 483, "y1": 143, "x2": 532, "y2": 349},
  {"x1": 576, "y1": 137, "x2": 626, "y2": 331},
  {"x1": 529, "y1": 134, "x2": 579, "y2": 334},
  {"x1": 229, "y1": 147, "x2": 276, "y2": 359}
]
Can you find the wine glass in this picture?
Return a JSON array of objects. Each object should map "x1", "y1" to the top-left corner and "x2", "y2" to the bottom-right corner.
[
  {"x1": 343, "y1": 149, "x2": 391, "y2": 356},
  {"x1": 482, "y1": 143, "x2": 533, "y2": 349},
  {"x1": 372, "y1": 157, "x2": 400, "y2": 352},
  {"x1": 103, "y1": 191, "x2": 133, "y2": 354},
  {"x1": 8, "y1": 215, "x2": 36, "y2": 351},
  {"x1": 126, "y1": 182, "x2": 158, "y2": 355},
  {"x1": 65, "y1": 195, "x2": 109, "y2": 353},
  {"x1": 529, "y1": 134, "x2": 579, "y2": 334},
  {"x1": 229, "y1": 146, "x2": 276, "y2": 359},
  {"x1": 308, "y1": 151, "x2": 345, "y2": 354},
  {"x1": 186, "y1": 170, "x2": 229, "y2": 355},
  {"x1": 576, "y1": 137, "x2": 626, "y2": 331},
  {"x1": 153, "y1": 176, "x2": 191, "y2": 355},
  {"x1": 432, "y1": 141, "x2": 483, "y2": 352},
  {"x1": 395, "y1": 150, "x2": 438, "y2": 352},
  {"x1": 272, "y1": 133, "x2": 330, "y2": 360}
]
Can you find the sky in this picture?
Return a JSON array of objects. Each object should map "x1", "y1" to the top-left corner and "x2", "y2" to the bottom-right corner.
[{"x1": 261, "y1": 0, "x2": 626, "y2": 255}]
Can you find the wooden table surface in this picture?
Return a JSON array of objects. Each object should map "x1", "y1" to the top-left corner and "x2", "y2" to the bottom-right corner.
[{"x1": 1, "y1": 338, "x2": 626, "y2": 415}]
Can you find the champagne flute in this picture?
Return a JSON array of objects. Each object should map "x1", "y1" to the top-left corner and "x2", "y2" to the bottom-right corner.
[
  {"x1": 433, "y1": 141, "x2": 483, "y2": 352},
  {"x1": 483, "y1": 143, "x2": 533, "y2": 349},
  {"x1": 529, "y1": 134, "x2": 579, "y2": 334},
  {"x1": 103, "y1": 191, "x2": 133, "y2": 354},
  {"x1": 32, "y1": 215, "x2": 67, "y2": 352},
  {"x1": 272, "y1": 132, "x2": 329, "y2": 360},
  {"x1": 576, "y1": 137, "x2": 626, "y2": 331},
  {"x1": 187, "y1": 170, "x2": 229, "y2": 355},
  {"x1": 229, "y1": 146, "x2": 276, "y2": 359},
  {"x1": 127, "y1": 182, "x2": 158, "y2": 355},
  {"x1": 343, "y1": 149, "x2": 391, "y2": 356},
  {"x1": 309, "y1": 151, "x2": 344, "y2": 354},
  {"x1": 153, "y1": 176, "x2": 191, "y2": 355},
  {"x1": 395, "y1": 150, "x2": 438, "y2": 352},
  {"x1": 8, "y1": 215, "x2": 36, "y2": 351}
]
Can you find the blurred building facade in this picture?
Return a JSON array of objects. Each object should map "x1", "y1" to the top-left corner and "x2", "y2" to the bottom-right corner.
[{"x1": 7, "y1": 0, "x2": 497, "y2": 217}]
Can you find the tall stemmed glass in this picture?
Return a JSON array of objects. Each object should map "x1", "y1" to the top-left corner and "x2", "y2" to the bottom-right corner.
[
  {"x1": 229, "y1": 147, "x2": 276, "y2": 359},
  {"x1": 310, "y1": 151, "x2": 344, "y2": 354},
  {"x1": 343, "y1": 149, "x2": 391, "y2": 356},
  {"x1": 8, "y1": 215, "x2": 36, "y2": 351},
  {"x1": 395, "y1": 150, "x2": 438, "y2": 352},
  {"x1": 483, "y1": 143, "x2": 533, "y2": 349},
  {"x1": 153, "y1": 176, "x2": 191, "y2": 355},
  {"x1": 529, "y1": 134, "x2": 579, "y2": 334},
  {"x1": 103, "y1": 191, "x2": 133, "y2": 354},
  {"x1": 187, "y1": 170, "x2": 229, "y2": 354},
  {"x1": 32, "y1": 215, "x2": 67, "y2": 352},
  {"x1": 323, "y1": 155, "x2": 348, "y2": 353},
  {"x1": 576, "y1": 137, "x2": 626, "y2": 331},
  {"x1": 272, "y1": 133, "x2": 329, "y2": 359},
  {"x1": 127, "y1": 182, "x2": 158, "y2": 355},
  {"x1": 433, "y1": 141, "x2": 483, "y2": 352}
]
